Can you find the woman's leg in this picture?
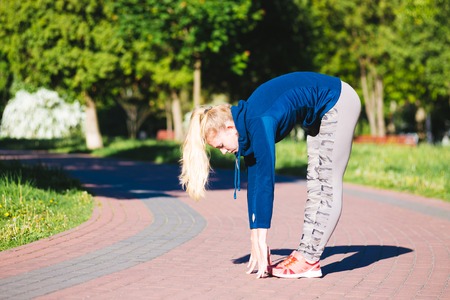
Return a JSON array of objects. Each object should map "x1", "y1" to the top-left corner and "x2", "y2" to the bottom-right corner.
[{"x1": 298, "y1": 81, "x2": 361, "y2": 262}]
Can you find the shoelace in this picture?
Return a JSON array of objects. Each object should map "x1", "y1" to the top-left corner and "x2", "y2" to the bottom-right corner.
[
  {"x1": 283, "y1": 256, "x2": 299, "y2": 268},
  {"x1": 282, "y1": 256, "x2": 317, "y2": 272}
]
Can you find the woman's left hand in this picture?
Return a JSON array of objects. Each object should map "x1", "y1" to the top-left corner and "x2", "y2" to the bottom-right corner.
[{"x1": 246, "y1": 228, "x2": 269, "y2": 278}]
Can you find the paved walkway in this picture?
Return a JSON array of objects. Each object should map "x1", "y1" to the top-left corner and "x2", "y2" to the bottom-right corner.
[{"x1": 0, "y1": 150, "x2": 449, "y2": 299}]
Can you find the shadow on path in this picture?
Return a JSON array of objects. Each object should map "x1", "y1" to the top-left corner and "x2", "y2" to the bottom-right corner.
[
  {"x1": 232, "y1": 245, "x2": 413, "y2": 276},
  {"x1": 0, "y1": 151, "x2": 303, "y2": 200}
]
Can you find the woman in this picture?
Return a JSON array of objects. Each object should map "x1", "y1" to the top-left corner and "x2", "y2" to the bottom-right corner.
[{"x1": 179, "y1": 72, "x2": 361, "y2": 279}]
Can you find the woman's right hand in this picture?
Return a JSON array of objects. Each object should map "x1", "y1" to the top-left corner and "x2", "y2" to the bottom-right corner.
[{"x1": 246, "y1": 228, "x2": 270, "y2": 278}]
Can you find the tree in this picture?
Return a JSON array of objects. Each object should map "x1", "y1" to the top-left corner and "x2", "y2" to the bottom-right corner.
[
  {"x1": 0, "y1": 0, "x2": 124, "y2": 149},
  {"x1": 393, "y1": 0, "x2": 449, "y2": 101},
  {"x1": 202, "y1": 0, "x2": 316, "y2": 102},
  {"x1": 382, "y1": 0, "x2": 450, "y2": 140},
  {"x1": 309, "y1": 0, "x2": 402, "y2": 137},
  {"x1": 154, "y1": 0, "x2": 261, "y2": 105},
  {"x1": 113, "y1": 0, "x2": 262, "y2": 141},
  {"x1": 308, "y1": 0, "x2": 449, "y2": 138}
]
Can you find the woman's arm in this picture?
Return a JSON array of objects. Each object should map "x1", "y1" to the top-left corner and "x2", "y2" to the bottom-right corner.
[{"x1": 245, "y1": 117, "x2": 278, "y2": 278}]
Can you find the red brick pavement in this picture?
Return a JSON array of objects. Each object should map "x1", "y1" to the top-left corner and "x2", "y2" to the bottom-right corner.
[
  {"x1": 0, "y1": 197, "x2": 151, "y2": 279},
  {"x1": 41, "y1": 184, "x2": 450, "y2": 299},
  {"x1": 1, "y1": 151, "x2": 449, "y2": 299}
]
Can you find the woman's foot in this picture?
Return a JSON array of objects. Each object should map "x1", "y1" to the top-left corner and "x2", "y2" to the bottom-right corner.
[{"x1": 272, "y1": 251, "x2": 322, "y2": 279}]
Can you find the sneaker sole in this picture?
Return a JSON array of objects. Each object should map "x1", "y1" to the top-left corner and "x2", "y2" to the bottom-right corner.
[{"x1": 273, "y1": 269, "x2": 322, "y2": 279}]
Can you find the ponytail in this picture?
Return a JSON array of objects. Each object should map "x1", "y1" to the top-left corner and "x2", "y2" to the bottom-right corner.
[{"x1": 179, "y1": 104, "x2": 233, "y2": 200}]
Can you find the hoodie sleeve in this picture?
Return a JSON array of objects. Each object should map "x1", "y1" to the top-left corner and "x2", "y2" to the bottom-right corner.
[{"x1": 245, "y1": 116, "x2": 277, "y2": 229}]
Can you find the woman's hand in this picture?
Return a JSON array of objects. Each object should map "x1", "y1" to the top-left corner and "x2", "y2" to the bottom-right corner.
[{"x1": 246, "y1": 228, "x2": 269, "y2": 278}]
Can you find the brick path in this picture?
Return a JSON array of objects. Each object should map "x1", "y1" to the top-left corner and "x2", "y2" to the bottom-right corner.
[{"x1": 0, "y1": 150, "x2": 449, "y2": 299}]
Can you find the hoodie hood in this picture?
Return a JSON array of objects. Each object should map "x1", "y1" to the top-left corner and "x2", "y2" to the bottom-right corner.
[{"x1": 231, "y1": 100, "x2": 251, "y2": 156}]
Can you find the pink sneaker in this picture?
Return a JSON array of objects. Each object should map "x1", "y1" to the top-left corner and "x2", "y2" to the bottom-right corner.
[{"x1": 272, "y1": 251, "x2": 322, "y2": 279}]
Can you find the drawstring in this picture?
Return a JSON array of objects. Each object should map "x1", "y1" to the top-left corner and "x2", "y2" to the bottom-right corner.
[{"x1": 233, "y1": 151, "x2": 241, "y2": 199}]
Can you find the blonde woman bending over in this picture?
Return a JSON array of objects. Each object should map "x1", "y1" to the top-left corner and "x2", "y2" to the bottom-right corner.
[{"x1": 180, "y1": 72, "x2": 361, "y2": 279}]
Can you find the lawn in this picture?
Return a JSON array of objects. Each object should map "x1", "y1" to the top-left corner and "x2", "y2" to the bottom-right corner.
[
  {"x1": 275, "y1": 140, "x2": 449, "y2": 201},
  {"x1": 0, "y1": 161, "x2": 94, "y2": 251}
]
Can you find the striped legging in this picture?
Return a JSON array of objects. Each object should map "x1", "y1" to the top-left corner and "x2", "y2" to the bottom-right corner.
[{"x1": 297, "y1": 81, "x2": 361, "y2": 262}]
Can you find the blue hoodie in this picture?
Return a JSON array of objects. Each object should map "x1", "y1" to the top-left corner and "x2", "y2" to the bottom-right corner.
[{"x1": 230, "y1": 72, "x2": 342, "y2": 229}]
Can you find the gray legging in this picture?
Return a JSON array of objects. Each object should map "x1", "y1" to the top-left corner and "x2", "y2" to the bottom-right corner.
[{"x1": 297, "y1": 81, "x2": 361, "y2": 262}]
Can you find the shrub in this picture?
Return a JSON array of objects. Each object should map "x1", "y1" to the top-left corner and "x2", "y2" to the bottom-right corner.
[{"x1": 0, "y1": 88, "x2": 85, "y2": 139}]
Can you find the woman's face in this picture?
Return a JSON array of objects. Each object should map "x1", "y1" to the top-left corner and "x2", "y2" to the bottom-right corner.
[{"x1": 207, "y1": 120, "x2": 239, "y2": 155}]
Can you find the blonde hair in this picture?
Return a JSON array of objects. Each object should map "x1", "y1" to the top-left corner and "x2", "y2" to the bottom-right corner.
[{"x1": 179, "y1": 104, "x2": 233, "y2": 200}]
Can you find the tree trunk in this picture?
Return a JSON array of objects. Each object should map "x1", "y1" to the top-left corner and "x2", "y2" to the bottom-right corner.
[
  {"x1": 360, "y1": 60, "x2": 377, "y2": 135},
  {"x1": 375, "y1": 76, "x2": 386, "y2": 137},
  {"x1": 171, "y1": 90, "x2": 184, "y2": 141},
  {"x1": 83, "y1": 91, "x2": 103, "y2": 150},
  {"x1": 125, "y1": 103, "x2": 138, "y2": 139},
  {"x1": 165, "y1": 99, "x2": 173, "y2": 132},
  {"x1": 426, "y1": 113, "x2": 433, "y2": 143},
  {"x1": 359, "y1": 59, "x2": 386, "y2": 137},
  {"x1": 135, "y1": 107, "x2": 151, "y2": 137},
  {"x1": 193, "y1": 58, "x2": 202, "y2": 108},
  {"x1": 118, "y1": 100, "x2": 152, "y2": 139}
]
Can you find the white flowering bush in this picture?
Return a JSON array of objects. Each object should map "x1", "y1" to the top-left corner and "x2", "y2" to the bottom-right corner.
[{"x1": 0, "y1": 88, "x2": 85, "y2": 139}]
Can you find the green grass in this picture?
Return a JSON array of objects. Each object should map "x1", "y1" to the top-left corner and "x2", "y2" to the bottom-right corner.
[
  {"x1": 0, "y1": 161, "x2": 94, "y2": 251},
  {"x1": 91, "y1": 138, "x2": 181, "y2": 164},
  {"x1": 0, "y1": 137, "x2": 88, "y2": 153},
  {"x1": 346, "y1": 143, "x2": 449, "y2": 201},
  {"x1": 274, "y1": 140, "x2": 449, "y2": 201}
]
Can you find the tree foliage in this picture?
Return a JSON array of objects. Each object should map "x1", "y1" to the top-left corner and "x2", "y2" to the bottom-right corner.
[
  {"x1": 0, "y1": 0, "x2": 122, "y2": 148},
  {"x1": 0, "y1": 1, "x2": 447, "y2": 141},
  {"x1": 111, "y1": 0, "x2": 262, "y2": 140},
  {"x1": 0, "y1": 0, "x2": 119, "y2": 95},
  {"x1": 203, "y1": 0, "x2": 316, "y2": 100},
  {"x1": 307, "y1": 0, "x2": 449, "y2": 137},
  {"x1": 389, "y1": 0, "x2": 450, "y2": 104}
]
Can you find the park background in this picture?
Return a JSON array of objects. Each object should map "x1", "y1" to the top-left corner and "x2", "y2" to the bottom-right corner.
[{"x1": 0, "y1": 0, "x2": 449, "y2": 249}]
